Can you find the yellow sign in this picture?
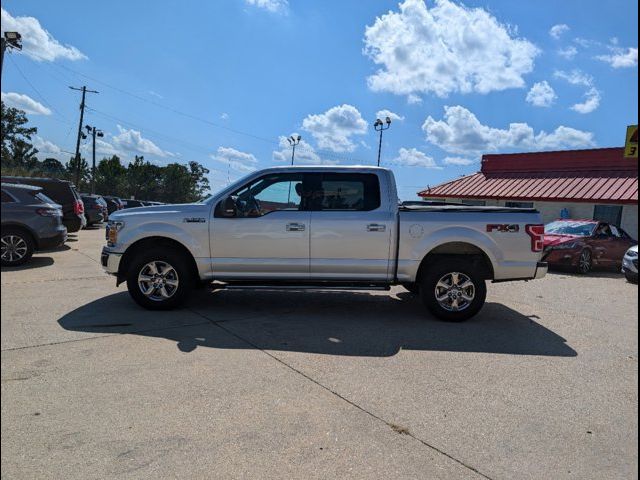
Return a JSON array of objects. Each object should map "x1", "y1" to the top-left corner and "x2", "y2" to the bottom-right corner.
[{"x1": 624, "y1": 125, "x2": 638, "y2": 158}]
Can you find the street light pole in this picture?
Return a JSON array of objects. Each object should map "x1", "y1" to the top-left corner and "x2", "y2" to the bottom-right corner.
[
  {"x1": 287, "y1": 135, "x2": 301, "y2": 165},
  {"x1": 85, "y1": 125, "x2": 104, "y2": 194},
  {"x1": 1, "y1": 32, "x2": 23, "y2": 78},
  {"x1": 374, "y1": 117, "x2": 392, "y2": 167}
]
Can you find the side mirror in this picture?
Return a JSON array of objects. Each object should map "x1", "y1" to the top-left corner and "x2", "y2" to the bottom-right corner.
[{"x1": 221, "y1": 196, "x2": 237, "y2": 218}]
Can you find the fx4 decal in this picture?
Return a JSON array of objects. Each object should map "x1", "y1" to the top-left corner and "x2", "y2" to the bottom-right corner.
[{"x1": 486, "y1": 224, "x2": 520, "y2": 233}]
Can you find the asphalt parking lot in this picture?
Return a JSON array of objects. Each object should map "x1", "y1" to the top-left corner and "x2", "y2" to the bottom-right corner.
[{"x1": 1, "y1": 227, "x2": 637, "y2": 480}]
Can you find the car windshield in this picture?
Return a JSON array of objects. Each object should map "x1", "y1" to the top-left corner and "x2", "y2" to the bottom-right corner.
[{"x1": 545, "y1": 221, "x2": 596, "y2": 236}]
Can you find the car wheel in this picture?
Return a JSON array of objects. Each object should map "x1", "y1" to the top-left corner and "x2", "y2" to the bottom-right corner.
[
  {"x1": 1, "y1": 228, "x2": 34, "y2": 267},
  {"x1": 126, "y1": 248, "x2": 193, "y2": 310},
  {"x1": 625, "y1": 271, "x2": 638, "y2": 284},
  {"x1": 576, "y1": 249, "x2": 592, "y2": 274},
  {"x1": 419, "y1": 258, "x2": 487, "y2": 322}
]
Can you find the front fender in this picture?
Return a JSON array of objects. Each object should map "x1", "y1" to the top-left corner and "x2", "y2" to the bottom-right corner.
[{"x1": 117, "y1": 221, "x2": 209, "y2": 259}]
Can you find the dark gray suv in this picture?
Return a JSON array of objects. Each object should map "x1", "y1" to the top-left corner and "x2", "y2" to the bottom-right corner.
[{"x1": 1, "y1": 183, "x2": 67, "y2": 266}]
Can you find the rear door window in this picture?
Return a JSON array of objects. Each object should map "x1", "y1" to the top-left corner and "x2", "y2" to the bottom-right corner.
[
  {"x1": 307, "y1": 173, "x2": 380, "y2": 211},
  {"x1": 1, "y1": 190, "x2": 15, "y2": 203}
]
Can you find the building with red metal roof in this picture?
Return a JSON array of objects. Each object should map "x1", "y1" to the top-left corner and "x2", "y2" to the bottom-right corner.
[{"x1": 418, "y1": 147, "x2": 638, "y2": 236}]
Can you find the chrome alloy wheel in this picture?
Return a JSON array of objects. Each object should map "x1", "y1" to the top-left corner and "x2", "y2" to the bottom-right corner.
[
  {"x1": 434, "y1": 272, "x2": 475, "y2": 312},
  {"x1": 137, "y1": 261, "x2": 180, "y2": 301},
  {"x1": 1, "y1": 235, "x2": 28, "y2": 263}
]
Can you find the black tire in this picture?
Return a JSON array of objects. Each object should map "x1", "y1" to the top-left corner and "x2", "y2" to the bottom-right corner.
[
  {"x1": 625, "y1": 271, "x2": 638, "y2": 284},
  {"x1": 419, "y1": 258, "x2": 487, "y2": 322},
  {"x1": 576, "y1": 249, "x2": 592, "y2": 274},
  {"x1": 401, "y1": 283, "x2": 420, "y2": 294},
  {"x1": 1, "y1": 227, "x2": 35, "y2": 267},
  {"x1": 126, "y1": 248, "x2": 193, "y2": 310}
]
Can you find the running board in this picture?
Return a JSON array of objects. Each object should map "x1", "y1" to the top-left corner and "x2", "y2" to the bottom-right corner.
[{"x1": 211, "y1": 281, "x2": 391, "y2": 291}]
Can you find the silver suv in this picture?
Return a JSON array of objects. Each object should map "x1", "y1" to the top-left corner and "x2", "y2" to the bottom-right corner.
[{"x1": 1, "y1": 183, "x2": 67, "y2": 266}]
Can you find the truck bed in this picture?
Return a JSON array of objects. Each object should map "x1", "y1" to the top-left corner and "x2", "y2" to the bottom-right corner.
[{"x1": 399, "y1": 204, "x2": 538, "y2": 214}]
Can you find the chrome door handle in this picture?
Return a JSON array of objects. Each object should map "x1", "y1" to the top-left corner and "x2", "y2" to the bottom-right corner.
[
  {"x1": 367, "y1": 224, "x2": 386, "y2": 232},
  {"x1": 286, "y1": 223, "x2": 306, "y2": 232}
]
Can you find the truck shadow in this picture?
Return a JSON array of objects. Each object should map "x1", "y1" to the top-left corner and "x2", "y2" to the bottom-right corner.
[{"x1": 58, "y1": 289, "x2": 577, "y2": 358}]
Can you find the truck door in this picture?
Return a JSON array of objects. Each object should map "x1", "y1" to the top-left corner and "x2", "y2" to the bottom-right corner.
[
  {"x1": 211, "y1": 172, "x2": 310, "y2": 279},
  {"x1": 307, "y1": 172, "x2": 394, "y2": 281}
]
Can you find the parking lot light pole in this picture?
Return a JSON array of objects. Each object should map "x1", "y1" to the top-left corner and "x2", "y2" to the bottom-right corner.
[
  {"x1": 85, "y1": 125, "x2": 104, "y2": 194},
  {"x1": 374, "y1": 117, "x2": 392, "y2": 167},
  {"x1": 287, "y1": 135, "x2": 302, "y2": 165},
  {"x1": 1, "y1": 31, "x2": 22, "y2": 78}
]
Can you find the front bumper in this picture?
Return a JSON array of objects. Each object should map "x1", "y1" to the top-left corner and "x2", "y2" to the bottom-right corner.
[
  {"x1": 622, "y1": 255, "x2": 638, "y2": 275},
  {"x1": 101, "y1": 247, "x2": 122, "y2": 275}
]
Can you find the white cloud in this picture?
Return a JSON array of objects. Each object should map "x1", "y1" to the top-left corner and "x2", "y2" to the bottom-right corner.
[
  {"x1": 363, "y1": 0, "x2": 539, "y2": 99},
  {"x1": 33, "y1": 136, "x2": 62, "y2": 156},
  {"x1": 220, "y1": 112, "x2": 229, "y2": 120},
  {"x1": 1, "y1": 91, "x2": 51, "y2": 115},
  {"x1": 526, "y1": 81, "x2": 557, "y2": 107},
  {"x1": 443, "y1": 156, "x2": 476, "y2": 166},
  {"x1": 376, "y1": 109, "x2": 404, "y2": 122},
  {"x1": 422, "y1": 105, "x2": 595, "y2": 154},
  {"x1": 244, "y1": 0, "x2": 288, "y2": 13},
  {"x1": 301, "y1": 104, "x2": 368, "y2": 153},
  {"x1": 272, "y1": 134, "x2": 338, "y2": 165},
  {"x1": 148, "y1": 90, "x2": 164, "y2": 99},
  {"x1": 554, "y1": 69, "x2": 601, "y2": 114},
  {"x1": 407, "y1": 94, "x2": 423, "y2": 105},
  {"x1": 571, "y1": 87, "x2": 601, "y2": 114},
  {"x1": 1, "y1": 7, "x2": 87, "y2": 61},
  {"x1": 549, "y1": 24, "x2": 570, "y2": 39},
  {"x1": 557, "y1": 46, "x2": 578, "y2": 59},
  {"x1": 596, "y1": 46, "x2": 638, "y2": 68},
  {"x1": 390, "y1": 147, "x2": 441, "y2": 168},
  {"x1": 111, "y1": 125, "x2": 174, "y2": 158},
  {"x1": 211, "y1": 146, "x2": 258, "y2": 173}
]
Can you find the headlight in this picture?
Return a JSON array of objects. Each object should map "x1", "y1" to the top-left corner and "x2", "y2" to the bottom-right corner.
[
  {"x1": 627, "y1": 249, "x2": 638, "y2": 258},
  {"x1": 106, "y1": 220, "x2": 125, "y2": 246},
  {"x1": 552, "y1": 242, "x2": 579, "y2": 250}
]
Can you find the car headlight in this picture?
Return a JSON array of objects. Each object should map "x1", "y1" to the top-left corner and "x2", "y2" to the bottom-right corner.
[
  {"x1": 551, "y1": 242, "x2": 579, "y2": 250},
  {"x1": 106, "y1": 220, "x2": 125, "y2": 246},
  {"x1": 627, "y1": 249, "x2": 638, "y2": 258}
]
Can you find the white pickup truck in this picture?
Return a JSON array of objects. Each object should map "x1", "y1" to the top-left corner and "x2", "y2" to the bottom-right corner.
[{"x1": 102, "y1": 166, "x2": 547, "y2": 321}]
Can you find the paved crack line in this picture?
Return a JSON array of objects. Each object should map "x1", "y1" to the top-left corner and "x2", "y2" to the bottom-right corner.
[{"x1": 187, "y1": 307, "x2": 494, "y2": 480}]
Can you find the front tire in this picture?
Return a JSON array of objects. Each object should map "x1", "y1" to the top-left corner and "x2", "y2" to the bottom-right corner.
[
  {"x1": 1, "y1": 228, "x2": 34, "y2": 267},
  {"x1": 625, "y1": 271, "x2": 638, "y2": 284},
  {"x1": 576, "y1": 249, "x2": 592, "y2": 274},
  {"x1": 419, "y1": 258, "x2": 487, "y2": 322},
  {"x1": 126, "y1": 248, "x2": 193, "y2": 310}
]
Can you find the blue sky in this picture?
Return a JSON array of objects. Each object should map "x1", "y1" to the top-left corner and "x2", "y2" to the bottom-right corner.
[{"x1": 1, "y1": 0, "x2": 637, "y2": 199}]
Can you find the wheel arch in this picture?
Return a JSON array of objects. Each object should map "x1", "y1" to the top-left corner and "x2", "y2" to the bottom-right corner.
[
  {"x1": 117, "y1": 236, "x2": 199, "y2": 286},
  {"x1": 1, "y1": 222, "x2": 38, "y2": 248},
  {"x1": 415, "y1": 241, "x2": 495, "y2": 282}
]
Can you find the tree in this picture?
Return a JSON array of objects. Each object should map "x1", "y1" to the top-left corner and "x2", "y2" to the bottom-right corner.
[
  {"x1": 66, "y1": 156, "x2": 91, "y2": 190},
  {"x1": 188, "y1": 161, "x2": 210, "y2": 200},
  {"x1": 1, "y1": 101, "x2": 38, "y2": 170},
  {"x1": 94, "y1": 155, "x2": 127, "y2": 196},
  {"x1": 40, "y1": 158, "x2": 66, "y2": 176}
]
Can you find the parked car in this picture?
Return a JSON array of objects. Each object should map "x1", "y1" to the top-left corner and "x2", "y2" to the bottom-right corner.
[
  {"x1": 543, "y1": 219, "x2": 637, "y2": 274},
  {"x1": 1, "y1": 176, "x2": 85, "y2": 233},
  {"x1": 101, "y1": 166, "x2": 547, "y2": 321},
  {"x1": 1, "y1": 183, "x2": 67, "y2": 266},
  {"x1": 102, "y1": 196, "x2": 125, "y2": 215},
  {"x1": 80, "y1": 194, "x2": 107, "y2": 226},
  {"x1": 622, "y1": 245, "x2": 638, "y2": 283},
  {"x1": 122, "y1": 199, "x2": 146, "y2": 209}
]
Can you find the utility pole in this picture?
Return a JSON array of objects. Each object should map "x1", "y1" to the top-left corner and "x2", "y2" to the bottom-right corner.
[
  {"x1": 374, "y1": 117, "x2": 392, "y2": 167},
  {"x1": 85, "y1": 125, "x2": 104, "y2": 194},
  {"x1": 1, "y1": 32, "x2": 22, "y2": 78},
  {"x1": 287, "y1": 135, "x2": 302, "y2": 165},
  {"x1": 69, "y1": 86, "x2": 98, "y2": 187}
]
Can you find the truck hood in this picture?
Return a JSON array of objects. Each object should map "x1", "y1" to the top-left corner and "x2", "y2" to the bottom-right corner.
[{"x1": 109, "y1": 203, "x2": 208, "y2": 221}]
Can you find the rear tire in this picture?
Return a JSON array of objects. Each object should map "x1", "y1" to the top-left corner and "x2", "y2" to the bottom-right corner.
[
  {"x1": 419, "y1": 258, "x2": 487, "y2": 322},
  {"x1": 625, "y1": 271, "x2": 638, "y2": 284},
  {"x1": 126, "y1": 248, "x2": 193, "y2": 310},
  {"x1": 1, "y1": 227, "x2": 34, "y2": 267}
]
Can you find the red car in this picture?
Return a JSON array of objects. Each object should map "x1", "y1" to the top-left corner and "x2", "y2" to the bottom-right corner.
[{"x1": 543, "y1": 220, "x2": 637, "y2": 274}]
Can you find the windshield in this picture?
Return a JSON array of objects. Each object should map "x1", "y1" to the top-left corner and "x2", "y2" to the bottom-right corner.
[{"x1": 545, "y1": 221, "x2": 596, "y2": 236}]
